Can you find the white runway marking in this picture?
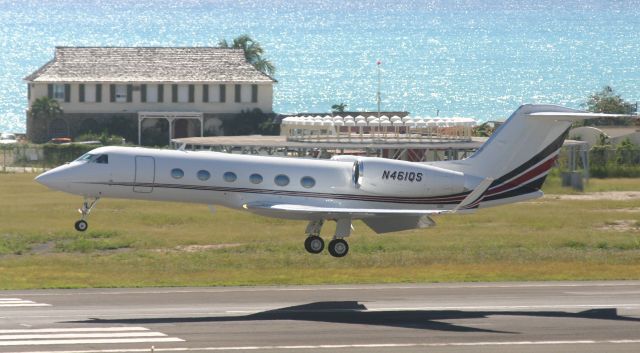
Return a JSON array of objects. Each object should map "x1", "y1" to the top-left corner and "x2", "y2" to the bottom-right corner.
[
  {"x1": 366, "y1": 303, "x2": 640, "y2": 311},
  {"x1": 0, "y1": 327, "x2": 184, "y2": 347},
  {"x1": 4, "y1": 339, "x2": 640, "y2": 352},
  {"x1": 11, "y1": 281, "x2": 640, "y2": 297},
  {"x1": 0, "y1": 298, "x2": 50, "y2": 307}
]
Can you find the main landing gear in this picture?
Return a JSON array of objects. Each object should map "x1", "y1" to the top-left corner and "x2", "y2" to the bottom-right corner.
[
  {"x1": 303, "y1": 219, "x2": 351, "y2": 258},
  {"x1": 74, "y1": 197, "x2": 100, "y2": 232}
]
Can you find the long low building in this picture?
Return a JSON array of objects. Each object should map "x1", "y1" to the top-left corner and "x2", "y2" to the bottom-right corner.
[{"x1": 24, "y1": 46, "x2": 276, "y2": 144}]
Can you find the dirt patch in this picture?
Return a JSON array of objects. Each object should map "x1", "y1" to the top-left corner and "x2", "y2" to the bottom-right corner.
[
  {"x1": 596, "y1": 207, "x2": 640, "y2": 213},
  {"x1": 29, "y1": 241, "x2": 56, "y2": 254},
  {"x1": 597, "y1": 220, "x2": 640, "y2": 232},
  {"x1": 153, "y1": 243, "x2": 244, "y2": 253},
  {"x1": 175, "y1": 244, "x2": 243, "y2": 252},
  {"x1": 547, "y1": 191, "x2": 640, "y2": 201}
]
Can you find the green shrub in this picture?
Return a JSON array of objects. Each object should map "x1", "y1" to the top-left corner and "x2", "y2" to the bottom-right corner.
[{"x1": 42, "y1": 144, "x2": 94, "y2": 166}]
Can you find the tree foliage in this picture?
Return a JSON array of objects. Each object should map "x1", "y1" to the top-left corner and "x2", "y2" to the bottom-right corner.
[
  {"x1": 219, "y1": 34, "x2": 275, "y2": 76},
  {"x1": 331, "y1": 103, "x2": 347, "y2": 113},
  {"x1": 472, "y1": 122, "x2": 495, "y2": 137},
  {"x1": 583, "y1": 86, "x2": 637, "y2": 126},
  {"x1": 28, "y1": 97, "x2": 62, "y2": 143},
  {"x1": 221, "y1": 109, "x2": 278, "y2": 136}
]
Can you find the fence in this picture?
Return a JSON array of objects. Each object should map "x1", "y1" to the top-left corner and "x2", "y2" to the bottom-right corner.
[
  {"x1": 0, "y1": 144, "x2": 94, "y2": 172},
  {"x1": 556, "y1": 144, "x2": 640, "y2": 178}
]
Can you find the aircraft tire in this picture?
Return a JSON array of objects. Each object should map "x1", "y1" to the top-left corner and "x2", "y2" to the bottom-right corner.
[
  {"x1": 328, "y1": 239, "x2": 349, "y2": 258},
  {"x1": 74, "y1": 220, "x2": 88, "y2": 232},
  {"x1": 304, "y1": 236, "x2": 324, "y2": 254}
]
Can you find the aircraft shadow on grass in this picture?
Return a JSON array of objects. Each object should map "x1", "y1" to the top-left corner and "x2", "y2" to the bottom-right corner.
[{"x1": 71, "y1": 301, "x2": 640, "y2": 334}]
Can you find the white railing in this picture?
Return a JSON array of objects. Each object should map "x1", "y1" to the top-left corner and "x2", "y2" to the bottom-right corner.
[{"x1": 281, "y1": 114, "x2": 476, "y2": 143}]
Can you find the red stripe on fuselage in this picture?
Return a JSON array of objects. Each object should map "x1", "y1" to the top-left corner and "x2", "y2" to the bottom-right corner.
[{"x1": 486, "y1": 154, "x2": 558, "y2": 196}]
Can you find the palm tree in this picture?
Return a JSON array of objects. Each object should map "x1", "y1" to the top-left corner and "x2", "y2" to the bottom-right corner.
[
  {"x1": 219, "y1": 34, "x2": 275, "y2": 76},
  {"x1": 28, "y1": 97, "x2": 63, "y2": 143},
  {"x1": 331, "y1": 103, "x2": 347, "y2": 113}
]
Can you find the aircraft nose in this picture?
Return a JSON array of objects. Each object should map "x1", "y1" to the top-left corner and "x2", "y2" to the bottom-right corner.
[{"x1": 35, "y1": 168, "x2": 67, "y2": 190}]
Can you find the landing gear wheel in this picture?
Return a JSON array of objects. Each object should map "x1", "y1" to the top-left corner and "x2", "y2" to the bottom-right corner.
[
  {"x1": 304, "y1": 236, "x2": 324, "y2": 254},
  {"x1": 328, "y1": 239, "x2": 349, "y2": 258},
  {"x1": 74, "y1": 220, "x2": 88, "y2": 232}
]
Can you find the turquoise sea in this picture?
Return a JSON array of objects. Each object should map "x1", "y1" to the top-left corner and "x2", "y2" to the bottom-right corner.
[{"x1": 1, "y1": 0, "x2": 639, "y2": 133}]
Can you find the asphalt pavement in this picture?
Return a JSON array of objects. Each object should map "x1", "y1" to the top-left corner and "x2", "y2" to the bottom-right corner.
[{"x1": 1, "y1": 281, "x2": 640, "y2": 352}]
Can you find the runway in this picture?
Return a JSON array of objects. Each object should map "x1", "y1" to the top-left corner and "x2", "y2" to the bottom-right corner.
[{"x1": 2, "y1": 281, "x2": 640, "y2": 352}]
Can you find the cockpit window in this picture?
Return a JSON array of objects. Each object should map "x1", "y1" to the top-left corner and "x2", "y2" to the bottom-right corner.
[
  {"x1": 75, "y1": 153, "x2": 95, "y2": 162},
  {"x1": 94, "y1": 154, "x2": 108, "y2": 164}
]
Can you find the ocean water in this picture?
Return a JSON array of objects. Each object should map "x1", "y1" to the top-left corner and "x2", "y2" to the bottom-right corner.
[{"x1": 1, "y1": 0, "x2": 639, "y2": 133}]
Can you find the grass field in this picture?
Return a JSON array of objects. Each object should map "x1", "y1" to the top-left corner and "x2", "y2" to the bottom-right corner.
[{"x1": 0, "y1": 172, "x2": 639, "y2": 289}]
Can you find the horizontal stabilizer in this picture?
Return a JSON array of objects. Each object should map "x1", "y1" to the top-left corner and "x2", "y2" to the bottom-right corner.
[
  {"x1": 453, "y1": 177, "x2": 493, "y2": 212},
  {"x1": 528, "y1": 111, "x2": 636, "y2": 122}
]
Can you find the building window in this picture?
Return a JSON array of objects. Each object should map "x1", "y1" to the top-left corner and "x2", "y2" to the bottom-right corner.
[
  {"x1": 115, "y1": 85, "x2": 127, "y2": 103},
  {"x1": 224, "y1": 171, "x2": 237, "y2": 182},
  {"x1": 197, "y1": 170, "x2": 210, "y2": 181},
  {"x1": 53, "y1": 84, "x2": 65, "y2": 100},
  {"x1": 208, "y1": 84, "x2": 221, "y2": 103},
  {"x1": 241, "y1": 84, "x2": 252, "y2": 103},
  {"x1": 96, "y1": 84, "x2": 102, "y2": 102},
  {"x1": 251, "y1": 84, "x2": 258, "y2": 103},
  {"x1": 274, "y1": 174, "x2": 290, "y2": 187},
  {"x1": 171, "y1": 168, "x2": 184, "y2": 179},
  {"x1": 234, "y1": 84, "x2": 241, "y2": 103},
  {"x1": 249, "y1": 173, "x2": 263, "y2": 184},
  {"x1": 147, "y1": 84, "x2": 158, "y2": 103},
  {"x1": 178, "y1": 85, "x2": 189, "y2": 103},
  {"x1": 85, "y1": 84, "x2": 96, "y2": 103},
  {"x1": 300, "y1": 176, "x2": 315, "y2": 188}
]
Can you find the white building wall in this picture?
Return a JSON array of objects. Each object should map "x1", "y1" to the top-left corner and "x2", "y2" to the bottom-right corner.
[{"x1": 29, "y1": 82, "x2": 274, "y2": 114}]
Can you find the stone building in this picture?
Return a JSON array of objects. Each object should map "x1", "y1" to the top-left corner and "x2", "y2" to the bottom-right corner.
[{"x1": 24, "y1": 47, "x2": 276, "y2": 144}]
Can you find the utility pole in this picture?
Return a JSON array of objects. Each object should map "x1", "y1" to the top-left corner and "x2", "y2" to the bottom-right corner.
[{"x1": 376, "y1": 60, "x2": 381, "y2": 118}]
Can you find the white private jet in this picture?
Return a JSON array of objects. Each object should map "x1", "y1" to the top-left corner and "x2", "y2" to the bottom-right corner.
[{"x1": 35, "y1": 104, "x2": 620, "y2": 257}]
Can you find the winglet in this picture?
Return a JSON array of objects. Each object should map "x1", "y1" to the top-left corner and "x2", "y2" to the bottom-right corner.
[{"x1": 453, "y1": 177, "x2": 493, "y2": 212}]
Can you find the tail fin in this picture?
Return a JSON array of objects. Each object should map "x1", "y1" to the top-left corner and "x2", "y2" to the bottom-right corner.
[{"x1": 443, "y1": 104, "x2": 629, "y2": 200}]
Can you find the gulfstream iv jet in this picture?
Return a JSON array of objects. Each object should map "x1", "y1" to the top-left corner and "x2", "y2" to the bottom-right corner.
[{"x1": 35, "y1": 104, "x2": 620, "y2": 257}]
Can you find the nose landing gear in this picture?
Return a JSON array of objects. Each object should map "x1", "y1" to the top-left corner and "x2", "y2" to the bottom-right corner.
[{"x1": 74, "y1": 197, "x2": 100, "y2": 232}]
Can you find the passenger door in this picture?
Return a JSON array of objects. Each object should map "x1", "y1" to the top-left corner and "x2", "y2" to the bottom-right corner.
[{"x1": 134, "y1": 156, "x2": 155, "y2": 193}]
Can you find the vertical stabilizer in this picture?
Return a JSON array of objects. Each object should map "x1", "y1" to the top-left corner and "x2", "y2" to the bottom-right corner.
[
  {"x1": 450, "y1": 104, "x2": 579, "y2": 179},
  {"x1": 440, "y1": 104, "x2": 625, "y2": 202}
]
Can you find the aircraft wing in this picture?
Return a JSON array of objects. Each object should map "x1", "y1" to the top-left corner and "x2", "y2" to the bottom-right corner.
[
  {"x1": 243, "y1": 178, "x2": 493, "y2": 233},
  {"x1": 244, "y1": 203, "x2": 449, "y2": 217},
  {"x1": 244, "y1": 177, "x2": 492, "y2": 216}
]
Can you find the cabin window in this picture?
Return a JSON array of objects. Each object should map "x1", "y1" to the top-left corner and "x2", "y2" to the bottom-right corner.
[
  {"x1": 249, "y1": 173, "x2": 263, "y2": 184},
  {"x1": 94, "y1": 154, "x2": 109, "y2": 164},
  {"x1": 171, "y1": 168, "x2": 184, "y2": 179},
  {"x1": 197, "y1": 170, "x2": 210, "y2": 181},
  {"x1": 274, "y1": 174, "x2": 290, "y2": 187},
  {"x1": 300, "y1": 176, "x2": 315, "y2": 188},
  {"x1": 224, "y1": 171, "x2": 237, "y2": 182}
]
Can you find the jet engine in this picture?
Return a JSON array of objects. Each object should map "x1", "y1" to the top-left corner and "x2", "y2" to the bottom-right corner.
[{"x1": 352, "y1": 158, "x2": 480, "y2": 197}]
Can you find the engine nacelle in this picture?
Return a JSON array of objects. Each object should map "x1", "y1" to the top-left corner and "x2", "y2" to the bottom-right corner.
[{"x1": 353, "y1": 158, "x2": 477, "y2": 197}]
